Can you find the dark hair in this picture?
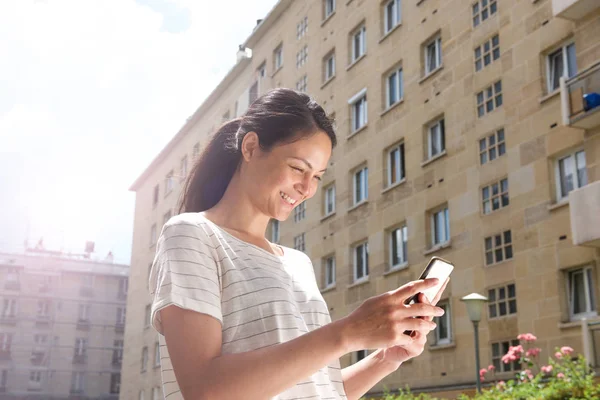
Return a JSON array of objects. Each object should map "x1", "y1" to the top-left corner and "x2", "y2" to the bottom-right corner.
[{"x1": 179, "y1": 88, "x2": 336, "y2": 213}]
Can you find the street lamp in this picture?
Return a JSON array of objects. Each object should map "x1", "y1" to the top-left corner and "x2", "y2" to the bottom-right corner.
[{"x1": 461, "y1": 293, "x2": 488, "y2": 394}]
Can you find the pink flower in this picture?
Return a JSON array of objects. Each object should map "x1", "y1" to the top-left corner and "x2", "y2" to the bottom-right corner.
[
  {"x1": 479, "y1": 368, "x2": 488, "y2": 376},
  {"x1": 526, "y1": 347, "x2": 542, "y2": 358},
  {"x1": 488, "y1": 364, "x2": 495, "y2": 372},
  {"x1": 541, "y1": 365, "x2": 553, "y2": 374},
  {"x1": 525, "y1": 369, "x2": 534, "y2": 379},
  {"x1": 497, "y1": 380, "x2": 506, "y2": 387},
  {"x1": 510, "y1": 345, "x2": 524, "y2": 356},
  {"x1": 517, "y1": 333, "x2": 538, "y2": 342},
  {"x1": 561, "y1": 346, "x2": 574, "y2": 355},
  {"x1": 555, "y1": 352, "x2": 563, "y2": 359},
  {"x1": 557, "y1": 372, "x2": 565, "y2": 379}
]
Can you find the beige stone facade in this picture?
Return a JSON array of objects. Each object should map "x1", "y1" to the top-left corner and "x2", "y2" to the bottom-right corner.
[
  {"x1": 0, "y1": 250, "x2": 128, "y2": 399},
  {"x1": 124, "y1": 0, "x2": 600, "y2": 397}
]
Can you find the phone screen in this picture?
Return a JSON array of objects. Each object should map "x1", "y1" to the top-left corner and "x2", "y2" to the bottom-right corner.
[{"x1": 405, "y1": 257, "x2": 454, "y2": 305}]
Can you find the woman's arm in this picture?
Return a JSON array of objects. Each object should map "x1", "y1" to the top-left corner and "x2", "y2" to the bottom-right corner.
[
  {"x1": 340, "y1": 350, "x2": 400, "y2": 400},
  {"x1": 162, "y1": 305, "x2": 349, "y2": 399}
]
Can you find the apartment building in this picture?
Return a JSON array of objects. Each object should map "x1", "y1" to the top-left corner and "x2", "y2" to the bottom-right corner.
[
  {"x1": 124, "y1": 0, "x2": 600, "y2": 397},
  {"x1": 0, "y1": 248, "x2": 128, "y2": 399}
]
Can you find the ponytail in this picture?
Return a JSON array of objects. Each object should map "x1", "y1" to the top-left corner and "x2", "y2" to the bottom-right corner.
[{"x1": 178, "y1": 118, "x2": 242, "y2": 213}]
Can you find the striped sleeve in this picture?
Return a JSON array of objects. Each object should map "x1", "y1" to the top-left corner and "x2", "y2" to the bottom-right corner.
[{"x1": 149, "y1": 217, "x2": 223, "y2": 335}]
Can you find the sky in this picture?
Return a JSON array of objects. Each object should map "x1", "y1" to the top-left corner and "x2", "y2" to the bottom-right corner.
[{"x1": 0, "y1": 0, "x2": 277, "y2": 264}]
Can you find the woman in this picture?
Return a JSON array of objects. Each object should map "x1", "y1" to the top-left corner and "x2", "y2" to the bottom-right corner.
[{"x1": 149, "y1": 88, "x2": 447, "y2": 399}]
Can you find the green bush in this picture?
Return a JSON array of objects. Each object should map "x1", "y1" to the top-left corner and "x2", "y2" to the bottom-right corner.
[{"x1": 362, "y1": 333, "x2": 600, "y2": 400}]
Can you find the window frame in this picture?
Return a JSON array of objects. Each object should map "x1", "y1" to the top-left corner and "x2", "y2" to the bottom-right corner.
[
  {"x1": 324, "y1": 255, "x2": 336, "y2": 288},
  {"x1": 431, "y1": 207, "x2": 450, "y2": 247},
  {"x1": 324, "y1": 51, "x2": 336, "y2": 82},
  {"x1": 554, "y1": 149, "x2": 587, "y2": 202},
  {"x1": 351, "y1": 24, "x2": 367, "y2": 63},
  {"x1": 274, "y1": 44, "x2": 283, "y2": 71},
  {"x1": 349, "y1": 88, "x2": 368, "y2": 133},
  {"x1": 353, "y1": 241, "x2": 369, "y2": 282},
  {"x1": 481, "y1": 178, "x2": 509, "y2": 214},
  {"x1": 427, "y1": 118, "x2": 445, "y2": 159},
  {"x1": 472, "y1": 0, "x2": 498, "y2": 27},
  {"x1": 353, "y1": 166, "x2": 369, "y2": 205},
  {"x1": 477, "y1": 80, "x2": 503, "y2": 117},
  {"x1": 474, "y1": 34, "x2": 500, "y2": 72},
  {"x1": 424, "y1": 35, "x2": 442, "y2": 75},
  {"x1": 294, "y1": 233, "x2": 306, "y2": 252},
  {"x1": 546, "y1": 42, "x2": 577, "y2": 93},
  {"x1": 141, "y1": 346, "x2": 149, "y2": 373},
  {"x1": 384, "y1": 0, "x2": 402, "y2": 34},
  {"x1": 479, "y1": 128, "x2": 506, "y2": 165},
  {"x1": 389, "y1": 224, "x2": 408, "y2": 270},
  {"x1": 484, "y1": 230, "x2": 513, "y2": 266},
  {"x1": 324, "y1": 184, "x2": 336, "y2": 216},
  {"x1": 387, "y1": 142, "x2": 405, "y2": 187},
  {"x1": 325, "y1": 0, "x2": 336, "y2": 19},
  {"x1": 487, "y1": 283, "x2": 517, "y2": 319},
  {"x1": 434, "y1": 300, "x2": 452, "y2": 345},
  {"x1": 386, "y1": 67, "x2": 404, "y2": 108},
  {"x1": 491, "y1": 339, "x2": 521, "y2": 372},
  {"x1": 568, "y1": 265, "x2": 597, "y2": 320}
]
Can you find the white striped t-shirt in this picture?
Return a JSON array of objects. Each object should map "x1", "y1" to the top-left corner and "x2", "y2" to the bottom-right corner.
[{"x1": 149, "y1": 212, "x2": 347, "y2": 400}]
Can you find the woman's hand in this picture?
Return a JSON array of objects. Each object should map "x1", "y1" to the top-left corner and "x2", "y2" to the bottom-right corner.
[
  {"x1": 379, "y1": 278, "x2": 450, "y2": 367},
  {"x1": 339, "y1": 279, "x2": 446, "y2": 354}
]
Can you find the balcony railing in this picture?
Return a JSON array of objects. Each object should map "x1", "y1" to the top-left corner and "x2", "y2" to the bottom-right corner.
[
  {"x1": 76, "y1": 319, "x2": 91, "y2": 331},
  {"x1": 72, "y1": 354, "x2": 87, "y2": 364},
  {"x1": 560, "y1": 61, "x2": 600, "y2": 129}
]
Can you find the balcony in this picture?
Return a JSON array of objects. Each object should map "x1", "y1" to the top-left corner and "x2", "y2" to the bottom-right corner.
[
  {"x1": 552, "y1": 0, "x2": 600, "y2": 21},
  {"x1": 569, "y1": 180, "x2": 600, "y2": 248},
  {"x1": 560, "y1": 61, "x2": 600, "y2": 129},
  {"x1": 114, "y1": 323, "x2": 125, "y2": 334},
  {"x1": 30, "y1": 351, "x2": 46, "y2": 365}
]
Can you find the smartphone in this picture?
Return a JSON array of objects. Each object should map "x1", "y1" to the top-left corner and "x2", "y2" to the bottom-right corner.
[{"x1": 403, "y1": 256, "x2": 454, "y2": 335}]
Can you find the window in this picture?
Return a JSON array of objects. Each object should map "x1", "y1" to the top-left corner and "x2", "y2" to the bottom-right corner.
[
  {"x1": 386, "y1": 67, "x2": 404, "y2": 108},
  {"x1": 139, "y1": 390, "x2": 146, "y2": 400},
  {"x1": 180, "y1": 156, "x2": 188, "y2": 180},
  {"x1": 192, "y1": 143, "x2": 200, "y2": 159},
  {"x1": 34, "y1": 334, "x2": 47, "y2": 346},
  {"x1": 0, "y1": 370, "x2": 7, "y2": 388},
  {"x1": 568, "y1": 266, "x2": 597, "y2": 319},
  {"x1": 488, "y1": 284, "x2": 517, "y2": 318},
  {"x1": 351, "y1": 25, "x2": 367, "y2": 63},
  {"x1": 324, "y1": 184, "x2": 336, "y2": 216},
  {"x1": 427, "y1": 118, "x2": 445, "y2": 159},
  {"x1": 37, "y1": 300, "x2": 50, "y2": 318},
  {"x1": 547, "y1": 43, "x2": 577, "y2": 92},
  {"x1": 431, "y1": 207, "x2": 450, "y2": 246},
  {"x1": 6, "y1": 268, "x2": 19, "y2": 283},
  {"x1": 475, "y1": 34, "x2": 500, "y2": 71},
  {"x1": 248, "y1": 81, "x2": 259, "y2": 104},
  {"x1": 270, "y1": 220, "x2": 280, "y2": 244},
  {"x1": 485, "y1": 230, "x2": 513, "y2": 265},
  {"x1": 482, "y1": 178, "x2": 509, "y2": 214},
  {"x1": 479, "y1": 128, "x2": 505, "y2": 164},
  {"x1": 434, "y1": 301, "x2": 452, "y2": 345},
  {"x1": 152, "y1": 387, "x2": 161, "y2": 400},
  {"x1": 294, "y1": 233, "x2": 306, "y2": 252},
  {"x1": 324, "y1": 0, "x2": 335, "y2": 19},
  {"x1": 355, "y1": 349, "x2": 368, "y2": 363},
  {"x1": 258, "y1": 62, "x2": 266, "y2": 79},
  {"x1": 82, "y1": 274, "x2": 94, "y2": 288},
  {"x1": 353, "y1": 167, "x2": 369, "y2": 205},
  {"x1": 324, "y1": 256, "x2": 336, "y2": 288},
  {"x1": 141, "y1": 346, "x2": 149, "y2": 372},
  {"x1": 296, "y1": 75, "x2": 308, "y2": 92},
  {"x1": 296, "y1": 45, "x2": 308, "y2": 68},
  {"x1": 71, "y1": 372, "x2": 84, "y2": 392},
  {"x1": 353, "y1": 242, "x2": 369, "y2": 281},
  {"x1": 154, "y1": 342, "x2": 160, "y2": 367},
  {"x1": 118, "y1": 278, "x2": 128, "y2": 297},
  {"x1": 116, "y1": 307, "x2": 126, "y2": 325},
  {"x1": 113, "y1": 340, "x2": 124, "y2": 365},
  {"x1": 110, "y1": 373, "x2": 121, "y2": 394},
  {"x1": 294, "y1": 201, "x2": 306, "y2": 222},
  {"x1": 78, "y1": 304, "x2": 90, "y2": 321},
  {"x1": 165, "y1": 170, "x2": 175, "y2": 194},
  {"x1": 0, "y1": 333, "x2": 12, "y2": 352},
  {"x1": 492, "y1": 339, "x2": 521, "y2": 372},
  {"x1": 390, "y1": 225, "x2": 408, "y2": 269},
  {"x1": 324, "y1": 52, "x2": 335, "y2": 82},
  {"x1": 555, "y1": 150, "x2": 587, "y2": 201},
  {"x1": 30, "y1": 370, "x2": 42, "y2": 384},
  {"x1": 74, "y1": 338, "x2": 87, "y2": 357},
  {"x1": 473, "y1": 0, "x2": 497, "y2": 27},
  {"x1": 163, "y1": 210, "x2": 172, "y2": 226},
  {"x1": 274, "y1": 44, "x2": 283, "y2": 71},
  {"x1": 349, "y1": 89, "x2": 368, "y2": 132},
  {"x1": 384, "y1": 0, "x2": 401, "y2": 34},
  {"x1": 424, "y1": 36, "x2": 442, "y2": 75},
  {"x1": 1, "y1": 298, "x2": 17, "y2": 318},
  {"x1": 297, "y1": 16, "x2": 308, "y2": 40},
  {"x1": 150, "y1": 224, "x2": 157, "y2": 246},
  {"x1": 152, "y1": 185, "x2": 159, "y2": 208},
  {"x1": 145, "y1": 304, "x2": 151, "y2": 328},
  {"x1": 387, "y1": 143, "x2": 405, "y2": 186},
  {"x1": 477, "y1": 81, "x2": 503, "y2": 118}
]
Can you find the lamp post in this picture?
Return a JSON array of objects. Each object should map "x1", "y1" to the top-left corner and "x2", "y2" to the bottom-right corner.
[{"x1": 461, "y1": 293, "x2": 488, "y2": 394}]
